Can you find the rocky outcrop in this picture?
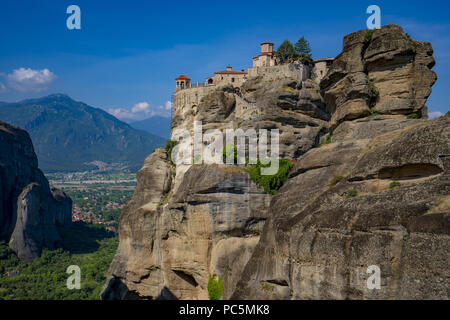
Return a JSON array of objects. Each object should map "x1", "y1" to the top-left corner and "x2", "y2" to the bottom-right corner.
[
  {"x1": 232, "y1": 116, "x2": 449, "y2": 299},
  {"x1": 103, "y1": 24, "x2": 446, "y2": 300},
  {"x1": 239, "y1": 76, "x2": 328, "y2": 159},
  {"x1": 321, "y1": 24, "x2": 437, "y2": 130},
  {"x1": 102, "y1": 149, "x2": 271, "y2": 299},
  {"x1": 0, "y1": 120, "x2": 72, "y2": 262}
]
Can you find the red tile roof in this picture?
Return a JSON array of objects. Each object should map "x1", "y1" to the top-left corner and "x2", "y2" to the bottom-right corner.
[
  {"x1": 214, "y1": 70, "x2": 248, "y2": 75},
  {"x1": 253, "y1": 52, "x2": 275, "y2": 59},
  {"x1": 313, "y1": 57, "x2": 335, "y2": 63},
  {"x1": 175, "y1": 75, "x2": 191, "y2": 80}
]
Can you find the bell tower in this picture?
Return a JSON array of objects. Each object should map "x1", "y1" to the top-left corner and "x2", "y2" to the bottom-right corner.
[{"x1": 175, "y1": 75, "x2": 191, "y2": 89}]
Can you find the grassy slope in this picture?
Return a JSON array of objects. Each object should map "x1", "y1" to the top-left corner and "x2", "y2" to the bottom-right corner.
[{"x1": 0, "y1": 222, "x2": 118, "y2": 300}]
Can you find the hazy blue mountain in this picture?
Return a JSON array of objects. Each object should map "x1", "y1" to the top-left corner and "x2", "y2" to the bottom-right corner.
[
  {"x1": 130, "y1": 116, "x2": 171, "y2": 138},
  {"x1": 0, "y1": 94, "x2": 166, "y2": 172}
]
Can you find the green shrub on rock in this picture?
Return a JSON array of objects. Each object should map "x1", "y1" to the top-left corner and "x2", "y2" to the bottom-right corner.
[
  {"x1": 389, "y1": 181, "x2": 401, "y2": 189},
  {"x1": 365, "y1": 29, "x2": 375, "y2": 43},
  {"x1": 222, "y1": 142, "x2": 238, "y2": 164},
  {"x1": 208, "y1": 274, "x2": 224, "y2": 300},
  {"x1": 244, "y1": 159, "x2": 294, "y2": 195},
  {"x1": 320, "y1": 134, "x2": 332, "y2": 146},
  {"x1": 346, "y1": 189, "x2": 358, "y2": 198},
  {"x1": 407, "y1": 113, "x2": 419, "y2": 119},
  {"x1": 165, "y1": 139, "x2": 179, "y2": 165},
  {"x1": 329, "y1": 175, "x2": 344, "y2": 188}
]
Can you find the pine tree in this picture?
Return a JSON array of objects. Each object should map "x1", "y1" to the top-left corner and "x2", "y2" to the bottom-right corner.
[
  {"x1": 276, "y1": 40, "x2": 296, "y2": 64},
  {"x1": 295, "y1": 36, "x2": 312, "y2": 62}
]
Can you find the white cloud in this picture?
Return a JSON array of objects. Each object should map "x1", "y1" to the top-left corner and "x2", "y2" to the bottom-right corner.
[
  {"x1": 108, "y1": 100, "x2": 173, "y2": 121},
  {"x1": 0, "y1": 82, "x2": 6, "y2": 93},
  {"x1": 131, "y1": 102, "x2": 150, "y2": 113},
  {"x1": 163, "y1": 101, "x2": 173, "y2": 110},
  {"x1": 7, "y1": 67, "x2": 57, "y2": 92},
  {"x1": 107, "y1": 108, "x2": 135, "y2": 120},
  {"x1": 429, "y1": 111, "x2": 444, "y2": 119}
]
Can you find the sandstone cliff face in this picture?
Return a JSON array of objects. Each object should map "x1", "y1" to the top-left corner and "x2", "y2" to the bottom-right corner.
[
  {"x1": 103, "y1": 24, "x2": 447, "y2": 300},
  {"x1": 102, "y1": 149, "x2": 271, "y2": 299},
  {"x1": 232, "y1": 116, "x2": 449, "y2": 299},
  {"x1": 0, "y1": 120, "x2": 72, "y2": 262},
  {"x1": 321, "y1": 24, "x2": 437, "y2": 130}
]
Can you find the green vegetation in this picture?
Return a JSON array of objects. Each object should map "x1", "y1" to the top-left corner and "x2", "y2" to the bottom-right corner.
[
  {"x1": 365, "y1": 29, "x2": 375, "y2": 43},
  {"x1": 320, "y1": 134, "x2": 332, "y2": 146},
  {"x1": 165, "y1": 139, "x2": 179, "y2": 165},
  {"x1": 261, "y1": 282, "x2": 275, "y2": 292},
  {"x1": 207, "y1": 274, "x2": 224, "y2": 300},
  {"x1": 156, "y1": 195, "x2": 169, "y2": 209},
  {"x1": 424, "y1": 196, "x2": 450, "y2": 215},
  {"x1": 446, "y1": 111, "x2": 450, "y2": 117},
  {"x1": 276, "y1": 37, "x2": 313, "y2": 64},
  {"x1": 222, "y1": 142, "x2": 238, "y2": 164},
  {"x1": 281, "y1": 85, "x2": 297, "y2": 94},
  {"x1": 346, "y1": 189, "x2": 358, "y2": 198},
  {"x1": 244, "y1": 159, "x2": 294, "y2": 195},
  {"x1": 407, "y1": 113, "x2": 419, "y2": 119},
  {"x1": 368, "y1": 81, "x2": 379, "y2": 108},
  {"x1": 329, "y1": 175, "x2": 345, "y2": 188},
  {"x1": 405, "y1": 33, "x2": 413, "y2": 41},
  {"x1": 63, "y1": 186, "x2": 134, "y2": 230},
  {"x1": 276, "y1": 39, "x2": 297, "y2": 64},
  {"x1": 389, "y1": 181, "x2": 401, "y2": 189},
  {"x1": 0, "y1": 95, "x2": 165, "y2": 172},
  {"x1": 367, "y1": 107, "x2": 380, "y2": 119},
  {"x1": 294, "y1": 36, "x2": 312, "y2": 62},
  {"x1": 46, "y1": 172, "x2": 136, "y2": 184},
  {"x1": 0, "y1": 222, "x2": 118, "y2": 300}
]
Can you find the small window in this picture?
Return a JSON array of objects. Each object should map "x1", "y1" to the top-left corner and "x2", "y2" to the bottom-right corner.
[{"x1": 231, "y1": 78, "x2": 235, "y2": 83}]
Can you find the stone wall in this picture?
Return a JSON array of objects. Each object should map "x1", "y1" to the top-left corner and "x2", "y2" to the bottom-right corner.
[
  {"x1": 312, "y1": 61, "x2": 332, "y2": 84},
  {"x1": 207, "y1": 73, "x2": 247, "y2": 88},
  {"x1": 248, "y1": 63, "x2": 310, "y2": 81}
]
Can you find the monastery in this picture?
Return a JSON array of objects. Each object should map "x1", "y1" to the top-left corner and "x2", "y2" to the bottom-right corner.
[{"x1": 174, "y1": 41, "x2": 334, "y2": 113}]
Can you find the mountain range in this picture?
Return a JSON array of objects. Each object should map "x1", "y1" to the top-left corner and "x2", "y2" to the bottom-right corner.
[
  {"x1": 0, "y1": 94, "x2": 166, "y2": 172},
  {"x1": 129, "y1": 116, "x2": 171, "y2": 139}
]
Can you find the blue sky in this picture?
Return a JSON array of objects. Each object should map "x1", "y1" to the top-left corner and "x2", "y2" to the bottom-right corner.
[{"x1": 0, "y1": 0, "x2": 449, "y2": 120}]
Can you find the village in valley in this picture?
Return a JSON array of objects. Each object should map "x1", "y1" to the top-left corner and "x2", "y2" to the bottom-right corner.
[{"x1": 47, "y1": 172, "x2": 137, "y2": 233}]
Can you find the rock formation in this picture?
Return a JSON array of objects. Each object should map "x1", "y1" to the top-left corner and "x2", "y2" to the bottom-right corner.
[
  {"x1": 232, "y1": 116, "x2": 449, "y2": 299},
  {"x1": 102, "y1": 25, "x2": 448, "y2": 300},
  {"x1": 101, "y1": 148, "x2": 271, "y2": 300},
  {"x1": 0, "y1": 120, "x2": 72, "y2": 262},
  {"x1": 321, "y1": 24, "x2": 437, "y2": 130}
]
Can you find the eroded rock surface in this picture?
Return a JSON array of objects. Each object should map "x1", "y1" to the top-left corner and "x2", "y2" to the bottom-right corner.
[
  {"x1": 0, "y1": 120, "x2": 72, "y2": 262},
  {"x1": 321, "y1": 24, "x2": 437, "y2": 130},
  {"x1": 103, "y1": 24, "x2": 446, "y2": 300},
  {"x1": 232, "y1": 117, "x2": 449, "y2": 299},
  {"x1": 102, "y1": 150, "x2": 271, "y2": 299}
]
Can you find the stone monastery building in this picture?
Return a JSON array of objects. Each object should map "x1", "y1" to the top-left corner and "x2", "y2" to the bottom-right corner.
[{"x1": 173, "y1": 41, "x2": 334, "y2": 112}]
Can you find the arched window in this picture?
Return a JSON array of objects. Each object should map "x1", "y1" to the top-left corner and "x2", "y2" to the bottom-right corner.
[
  {"x1": 231, "y1": 78, "x2": 235, "y2": 83},
  {"x1": 208, "y1": 78, "x2": 213, "y2": 85}
]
